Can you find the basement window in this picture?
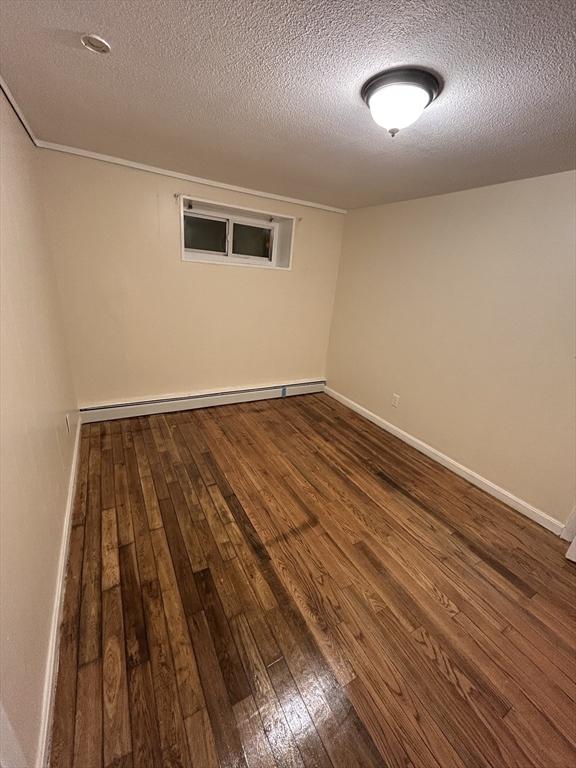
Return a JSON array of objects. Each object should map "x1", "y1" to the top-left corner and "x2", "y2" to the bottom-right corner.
[{"x1": 180, "y1": 196, "x2": 293, "y2": 269}]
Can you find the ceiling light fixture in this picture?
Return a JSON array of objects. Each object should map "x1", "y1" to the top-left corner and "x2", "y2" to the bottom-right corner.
[
  {"x1": 80, "y1": 34, "x2": 111, "y2": 54},
  {"x1": 361, "y1": 67, "x2": 442, "y2": 137}
]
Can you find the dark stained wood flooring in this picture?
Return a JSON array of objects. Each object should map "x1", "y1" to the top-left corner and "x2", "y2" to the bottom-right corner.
[{"x1": 49, "y1": 394, "x2": 576, "y2": 767}]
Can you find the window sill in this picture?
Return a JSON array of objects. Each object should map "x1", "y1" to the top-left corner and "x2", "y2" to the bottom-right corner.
[{"x1": 182, "y1": 252, "x2": 290, "y2": 270}]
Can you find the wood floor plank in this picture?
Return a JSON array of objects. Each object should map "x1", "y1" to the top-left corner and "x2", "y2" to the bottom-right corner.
[
  {"x1": 178, "y1": 419, "x2": 218, "y2": 487},
  {"x1": 173, "y1": 461, "x2": 204, "y2": 521},
  {"x1": 133, "y1": 430, "x2": 163, "y2": 530},
  {"x1": 233, "y1": 694, "x2": 278, "y2": 768},
  {"x1": 184, "y1": 709, "x2": 220, "y2": 768},
  {"x1": 158, "y1": 583, "x2": 206, "y2": 718},
  {"x1": 227, "y1": 520, "x2": 278, "y2": 612},
  {"x1": 71, "y1": 431, "x2": 90, "y2": 527},
  {"x1": 127, "y1": 661, "x2": 162, "y2": 768},
  {"x1": 111, "y1": 421, "x2": 125, "y2": 464},
  {"x1": 158, "y1": 496, "x2": 202, "y2": 617},
  {"x1": 150, "y1": 415, "x2": 178, "y2": 485},
  {"x1": 231, "y1": 613, "x2": 306, "y2": 768},
  {"x1": 73, "y1": 659, "x2": 102, "y2": 768},
  {"x1": 267, "y1": 657, "x2": 333, "y2": 768},
  {"x1": 114, "y1": 462, "x2": 134, "y2": 547},
  {"x1": 208, "y1": 542, "x2": 245, "y2": 618},
  {"x1": 195, "y1": 567, "x2": 251, "y2": 705},
  {"x1": 78, "y1": 483, "x2": 102, "y2": 666},
  {"x1": 197, "y1": 480, "x2": 237, "y2": 561},
  {"x1": 151, "y1": 526, "x2": 205, "y2": 716},
  {"x1": 118, "y1": 543, "x2": 149, "y2": 669},
  {"x1": 142, "y1": 426, "x2": 170, "y2": 501},
  {"x1": 102, "y1": 585, "x2": 131, "y2": 767},
  {"x1": 150, "y1": 526, "x2": 178, "y2": 590},
  {"x1": 50, "y1": 524, "x2": 85, "y2": 768},
  {"x1": 203, "y1": 449, "x2": 235, "y2": 499},
  {"x1": 101, "y1": 448, "x2": 115, "y2": 512},
  {"x1": 141, "y1": 474, "x2": 163, "y2": 531},
  {"x1": 123, "y1": 429, "x2": 157, "y2": 585},
  {"x1": 102, "y1": 507, "x2": 120, "y2": 591},
  {"x1": 168, "y1": 480, "x2": 207, "y2": 572},
  {"x1": 141, "y1": 579, "x2": 191, "y2": 768},
  {"x1": 187, "y1": 609, "x2": 249, "y2": 768},
  {"x1": 245, "y1": 608, "x2": 282, "y2": 667}
]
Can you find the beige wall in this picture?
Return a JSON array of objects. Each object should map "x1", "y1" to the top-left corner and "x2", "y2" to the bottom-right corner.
[
  {"x1": 328, "y1": 171, "x2": 576, "y2": 525},
  {"x1": 40, "y1": 151, "x2": 344, "y2": 408},
  {"x1": 0, "y1": 93, "x2": 77, "y2": 765}
]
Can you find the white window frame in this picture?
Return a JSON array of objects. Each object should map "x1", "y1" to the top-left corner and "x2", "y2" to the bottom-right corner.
[
  {"x1": 182, "y1": 209, "x2": 229, "y2": 258},
  {"x1": 182, "y1": 202, "x2": 280, "y2": 267}
]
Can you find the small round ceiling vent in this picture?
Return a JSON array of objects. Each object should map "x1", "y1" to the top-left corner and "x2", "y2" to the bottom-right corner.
[{"x1": 80, "y1": 34, "x2": 111, "y2": 54}]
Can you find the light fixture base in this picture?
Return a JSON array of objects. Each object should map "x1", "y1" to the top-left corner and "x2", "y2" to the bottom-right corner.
[
  {"x1": 81, "y1": 34, "x2": 111, "y2": 54},
  {"x1": 361, "y1": 67, "x2": 442, "y2": 108}
]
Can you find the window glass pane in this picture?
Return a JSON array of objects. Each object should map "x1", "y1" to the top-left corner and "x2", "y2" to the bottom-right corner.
[
  {"x1": 232, "y1": 223, "x2": 272, "y2": 260},
  {"x1": 184, "y1": 215, "x2": 227, "y2": 253}
]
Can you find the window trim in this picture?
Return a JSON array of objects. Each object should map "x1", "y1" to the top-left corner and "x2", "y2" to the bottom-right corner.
[
  {"x1": 174, "y1": 192, "x2": 292, "y2": 272},
  {"x1": 182, "y1": 204, "x2": 280, "y2": 267}
]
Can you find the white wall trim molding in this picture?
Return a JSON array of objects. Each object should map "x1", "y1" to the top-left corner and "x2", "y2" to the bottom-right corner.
[
  {"x1": 1, "y1": 76, "x2": 344, "y2": 215},
  {"x1": 36, "y1": 141, "x2": 346, "y2": 214},
  {"x1": 560, "y1": 506, "x2": 576, "y2": 542},
  {"x1": 325, "y1": 387, "x2": 565, "y2": 536},
  {"x1": 0, "y1": 75, "x2": 36, "y2": 145},
  {"x1": 80, "y1": 380, "x2": 326, "y2": 423},
  {"x1": 36, "y1": 419, "x2": 82, "y2": 768}
]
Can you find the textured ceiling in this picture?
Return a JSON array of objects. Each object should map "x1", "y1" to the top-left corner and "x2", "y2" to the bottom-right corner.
[{"x1": 0, "y1": 0, "x2": 574, "y2": 209}]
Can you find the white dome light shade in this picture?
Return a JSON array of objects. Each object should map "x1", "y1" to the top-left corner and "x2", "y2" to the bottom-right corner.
[
  {"x1": 368, "y1": 83, "x2": 431, "y2": 132},
  {"x1": 361, "y1": 68, "x2": 442, "y2": 137}
]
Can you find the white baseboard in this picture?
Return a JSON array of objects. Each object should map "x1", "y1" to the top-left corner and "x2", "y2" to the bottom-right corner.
[
  {"x1": 565, "y1": 538, "x2": 576, "y2": 562},
  {"x1": 560, "y1": 507, "x2": 576, "y2": 542},
  {"x1": 325, "y1": 388, "x2": 565, "y2": 536},
  {"x1": 36, "y1": 419, "x2": 82, "y2": 768},
  {"x1": 80, "y1": 380, "x2": 326, "y2": 423}
]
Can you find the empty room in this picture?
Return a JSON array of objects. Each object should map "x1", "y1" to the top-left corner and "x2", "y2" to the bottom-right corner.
[{"x1": 1, "y1": 1, "x2": 575, "y2": 767}]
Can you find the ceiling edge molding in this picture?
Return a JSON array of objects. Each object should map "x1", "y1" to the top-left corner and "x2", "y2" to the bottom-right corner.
[
  {"x1": 35, "y1": 140, "x2": 347, "y2": 213},
  {"x1": 0, "y1": 73, "x2": 346, "y2": 214},
  {"x1": 0, "y1": 74, "x2": 38, "y2": 144}
]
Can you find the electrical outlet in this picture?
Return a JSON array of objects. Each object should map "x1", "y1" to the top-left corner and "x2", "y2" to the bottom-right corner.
[{"x1": 392, "y1": 393, "x2": 400, "y2": 408}]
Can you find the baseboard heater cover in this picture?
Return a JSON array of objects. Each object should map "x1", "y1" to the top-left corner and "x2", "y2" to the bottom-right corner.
[{"x1": 80, "y1": 380, "x2": 326, "y2": 422}]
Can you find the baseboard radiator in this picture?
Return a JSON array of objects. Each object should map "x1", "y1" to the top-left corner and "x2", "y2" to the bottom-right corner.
[{"x1": 80, "y1": 380, "x2": 326, "y2": 423}]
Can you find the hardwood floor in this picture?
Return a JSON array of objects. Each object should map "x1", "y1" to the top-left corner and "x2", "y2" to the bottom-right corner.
[{"x1": 49, "y1": 394, "x2": 576, "y2": 768}]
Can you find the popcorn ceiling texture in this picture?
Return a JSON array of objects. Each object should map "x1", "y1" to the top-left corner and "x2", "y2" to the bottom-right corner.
[{"x1": 0, "y1": 0, "x2": 574, "y2": 208}]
